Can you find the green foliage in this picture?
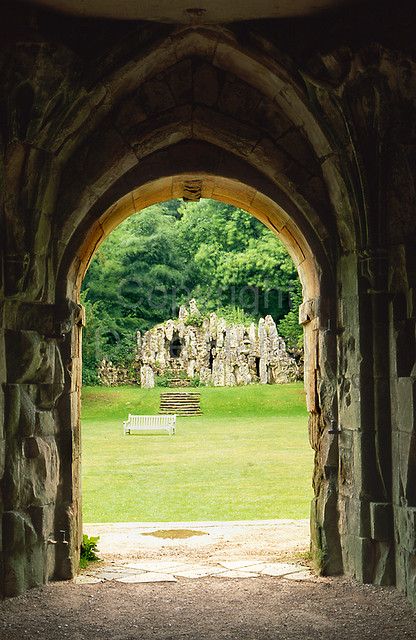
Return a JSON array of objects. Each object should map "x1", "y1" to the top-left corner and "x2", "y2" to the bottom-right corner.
[
  {"x1": 79, "y1": 533, "x2": 100, "y2": 568},
  {"x1": 184, "y1": 311, "x2": 205, "y2": 327},
  {"x1": 277, "y1": 281, "x2": 303, "y2": 348},
  {"x1": 155, "y1": 374, "x2": 170, "y2": 387},
  {"x1": 81, "y1": 198, "x2": 303, "y2": 381},
  {"x1": 81, "y1": 290, "x2": 137, "y2": 385},
  {"x1": 214, "y1": 306, "x2": 256, "y2": 326}
]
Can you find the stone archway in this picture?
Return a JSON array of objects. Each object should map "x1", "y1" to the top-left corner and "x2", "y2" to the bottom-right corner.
[
  {"x1": 2, "y1": 10, "x2": 415, "y2": 604},
  {"x1": 56, "y1": 151, "x2": 343, "y2": 581}
]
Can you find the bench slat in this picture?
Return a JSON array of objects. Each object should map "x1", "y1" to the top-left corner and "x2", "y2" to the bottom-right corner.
[{"x1": 123, "y1": 414, "x2": 176, "y2": 435}]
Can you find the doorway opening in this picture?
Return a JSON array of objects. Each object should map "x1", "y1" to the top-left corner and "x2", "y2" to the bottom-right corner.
[{"x1": 79, "y1": 195, "x2": 313, "y2": 574}]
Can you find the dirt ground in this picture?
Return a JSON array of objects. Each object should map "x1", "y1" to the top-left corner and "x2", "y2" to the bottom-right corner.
[
  {"x1": 1, "y1": 575, "x2": 416, "y2": 640},
  {"x1": 1, "y1": 521, "x2": 416, "y2": 639}
]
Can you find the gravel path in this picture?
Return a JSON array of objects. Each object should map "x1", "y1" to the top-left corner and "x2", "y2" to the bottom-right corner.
[{"x1": 1, "y1": 520, "x2": 415, "y2": 639}]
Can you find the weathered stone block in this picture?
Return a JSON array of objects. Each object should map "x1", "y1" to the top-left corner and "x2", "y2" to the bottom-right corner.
[
  {"x1": 3, "y1": 301, "x2": 70, "y2": 338},
  {"x1": 0, "y1": 384, "x2": 4, "y2": 440},
  {"x1": 339, "y1": 428, "x2": 354, "y2": 490},
  {"x1": 167, "y1": 59, "x2": 193, "y2": 105},
  {"x1": 23, "y1": 436, "x2": 41, "y2": 459},
  {"x1": 5, "y1": 331, "x2": 55, "y2": 384},
  {"x1": 397, "y1": 507, "x2": 416, "y2": 553},
  {"x1": 28, "y1": 504, "x2": 54, "y2": 542},
  {"x1": 395, "y1": 544, "x2": 408, "y2": 594},
  {"x1": 35, "y1": 347, "x2": 65, "y2": 410},
  {"x1": 370, "y1": 502, "x2": 393, "y2": 542},
  {"x1": 338, "y1": 376, "x2": 361, "y2": 430},
  {"x1": 193, "y1": 105, "x2": 259, "y2": 156},
  {"x1": 35, "y1": 410, "x2": 55, "y2": 436},
  {"x1": 193, "y1": 62, "x2": 219, "y2": 107},
  {"x1": 113, "y1": 96, "x2": 147, "y2": 134},
  {"x1": 353, "y1": 536, "x2": 376, "y2": 583},
  {"x1": 396, "y1": 319, "x2": 416, "y2": 377},
  {"x1": 18, "y1": 389, "x2": 36, "y2": 437},
  {"x1": 3, "y1": 511, "x2": 26, "y2": 552},
  {"x1": 3, "y1": 384, "x2": 20, "y2": 437},
  {"x1": 341, "y1": 495, "x2": 371, "y2": 539},
  {"x1": 138, "y1": 78, "x2": 176, "y2": 114},
  {"x1": 299, "y1": 299, "x2": 316, "y2": 325},
  {"x1": 398, "y1": 431, "x2": 416, "y2": 504},
  {"x1": 21, "y1": 436, "x2": 60, "y2": 506},
  {"x1": 218, "y1": 73, "x2": 261, "y2": 120},
  {"x1": 397, "y1": 377, "x2": 416, "y2": 433},
  {"x1": 392, "y1": 292, "x2": 408, "y2": 324},
  {"x1": 0, "y1": 330, "x2": 5, "y2": 385},
  {"x1": 0, "y1": 438, "x2": 5, "y2": 479},
  {"x1": 131, "y1": 106, "x2": 193, "y2": 159}
]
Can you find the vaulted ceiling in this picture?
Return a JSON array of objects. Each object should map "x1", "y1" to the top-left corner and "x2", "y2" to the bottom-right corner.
[{"x1": 20, "y1": 0, "x2": 369, "y2": 23}]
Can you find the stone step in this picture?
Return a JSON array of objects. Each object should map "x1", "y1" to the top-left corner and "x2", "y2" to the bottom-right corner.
[
  {"x1": 160, "y1": 398, "x2": 201, "y2": 402},
  {"x1": 160, "y1": 400, "x2": 201, "y2": 404},
  {"x1": 160, "y1": 391, "x2": 201, "y2": 398},
  {"x1": 160, "y1": 411, "x2": 202, "y2": 415},
  {"x1": 160, "y1": 405, "x2": 200, "y2": 413},
  {"x1": 159, "y1": 391, "x2": 202, "y2": 415},
  {"x1": 160, "y1": 405, "x2": 201, "y2": 409}
]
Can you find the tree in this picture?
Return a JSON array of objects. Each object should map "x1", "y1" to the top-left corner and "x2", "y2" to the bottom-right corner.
[{"x1": 81, "y1": 198, "x2": 303, "y2": 382}]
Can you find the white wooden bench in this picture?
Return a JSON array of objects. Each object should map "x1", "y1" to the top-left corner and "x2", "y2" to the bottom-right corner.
[{"x1": 123, "y1": 414, "x2": 176, "y2": 435}]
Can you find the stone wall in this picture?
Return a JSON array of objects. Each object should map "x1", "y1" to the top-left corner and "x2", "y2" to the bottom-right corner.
[
  {"x1": 1, "y1": 0, "x2": 416, "y2": 605},
  {"x1": 134, "y1": 302, "x2": 298, "y2": 388},
  {"x1": 98, "y1": 360, "x2": 135, "y2": 387}
]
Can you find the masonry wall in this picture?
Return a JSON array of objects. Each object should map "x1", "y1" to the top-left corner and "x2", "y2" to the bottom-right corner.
[{"x1": 0, "y1": 3, "x2": 415, "y2": 604}]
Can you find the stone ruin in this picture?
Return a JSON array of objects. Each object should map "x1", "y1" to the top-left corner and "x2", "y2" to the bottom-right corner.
[
  {"x1": 134, "y1": 301, "x2": 298, "y2": 388},
  {"x1": 3, "y1": 0, "x2": 416, "y2": 605}
]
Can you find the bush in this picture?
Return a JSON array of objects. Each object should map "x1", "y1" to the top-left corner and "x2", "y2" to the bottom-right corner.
[
  {"x1": 155, "y1": 374, "x2": 170, "y2": 387},
  {"x1": 80, "y1": 534, "x2": 100, "y2": 569},
  {"x1": 184, "y1": 311, "x2": 205, "y2": 327},
  {"x1": 214, "y1": 305, "x2": 256, "y2": 326}
]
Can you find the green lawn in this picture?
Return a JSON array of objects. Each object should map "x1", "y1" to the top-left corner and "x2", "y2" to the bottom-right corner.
[{"x1": 81, "y1": 384, "x2": 313, "y2": 522}]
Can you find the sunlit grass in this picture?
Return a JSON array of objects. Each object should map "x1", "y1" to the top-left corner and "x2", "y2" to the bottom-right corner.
[{"x1": 81, "y1": 383, "x2": 312, "y2": 522}]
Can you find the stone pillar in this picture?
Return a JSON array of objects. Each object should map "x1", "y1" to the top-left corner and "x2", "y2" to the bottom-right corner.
[
  {"x1": 301, "y1": 295, "x2": 343, "y2": 575},
  {"x1": 0, "y1": 300, "x2": 82, "y2": 596},
  {"x1": 337, "y1": 251, "x2": 395, "y2": 586},
  {"x1": 389, "y1": 244, "x2": 416, "y2": 605},
  {"x1": 0, "y1": 250, "x2": 5, "y2": 595}
]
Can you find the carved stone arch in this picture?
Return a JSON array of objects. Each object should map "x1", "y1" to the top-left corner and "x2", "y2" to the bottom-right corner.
[
  {"x1": 3, "y1": 16, "x2": 397, "y2": 601},
  {"x1": 52, "y1": 128, "x2": 344, "y2": 582},
  {"x1": 44, "y1": 26, "x2": 357, "y2": 252}
]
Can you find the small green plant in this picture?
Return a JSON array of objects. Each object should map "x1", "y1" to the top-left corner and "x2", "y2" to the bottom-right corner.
[
  {"x1": 155, "y1": 374, "x2": 170, "y2": 387},
  {"x1": 190, "y1": 375, "x2": 201, "y2": 387},
  {"x1": 79, "y1": 533, "x2": 100, "y2": 569},
  {"x1": 184, "y1": 311, "x2": 205, "y2": 327}
]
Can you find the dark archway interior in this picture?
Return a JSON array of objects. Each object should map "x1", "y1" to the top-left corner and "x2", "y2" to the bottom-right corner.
[
  {"x1": 0, "y1": 0, "x2": 416, "y2": 611},
  {"x1": 170, "y1": 332, "x2": 183, "y2": 359}
]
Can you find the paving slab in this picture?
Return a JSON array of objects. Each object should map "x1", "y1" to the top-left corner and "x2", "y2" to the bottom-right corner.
[
  {"x1": 173, "y1": 565, "x2": 226, "y2": 578},
  {"x1": 218, "y1": 560, "x2": 266, "y2": 570},
  {"x1": 124, "y1": 561, "x2": 190, "y2": 572},
  {"x1": 283, "y1": 570, "x2": 313, "y2": 581},
  {"x1": 258, "y1": 562, "x2": 305, "y2": 577},
  {"x1": 215, "y1": 570, "x2": 260, "y2": 578},
  {"x1": 116, "y1": 572, "x2": 178, "y2": 583}
]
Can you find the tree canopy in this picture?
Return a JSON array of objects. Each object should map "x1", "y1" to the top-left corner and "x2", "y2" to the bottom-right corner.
[{"x1": 81, "y1": 198, "x2": 303, "y2": 383}]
